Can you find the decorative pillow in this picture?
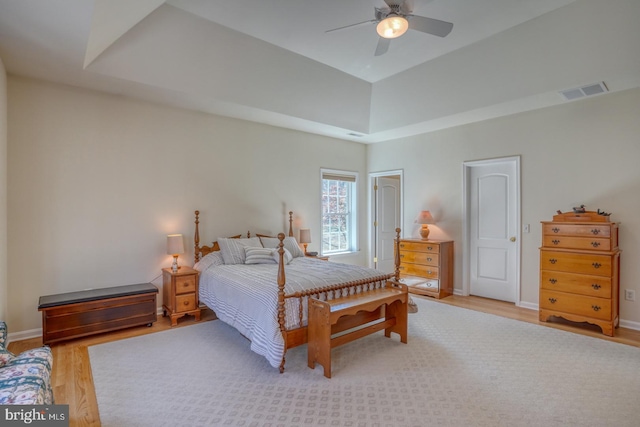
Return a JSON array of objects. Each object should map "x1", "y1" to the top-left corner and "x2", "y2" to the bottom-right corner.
[
  {"x1": 259, "y1": 236, "x2": 305, "y2": 258},
  {"x1": 193, "y1": 251, "x2": 225, "y2": 272},
  {"x1": 218, "y1": 237, "x2": 262, "y2": 265},
  {"x1": 244, "y1": 247, "x2": 277, "y2": 265},
  {"x1": 272, "y1": 247, "x2": 293, "y2": 265}
]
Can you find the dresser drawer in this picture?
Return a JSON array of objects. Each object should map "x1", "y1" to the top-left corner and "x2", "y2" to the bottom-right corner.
[
  {"x1": 540, "y1": 250, "x2": 612, "y2": 277},
  {"x1": 398, "y1": 241, "x2": 440, "y2": 253},
  {"x1": 540, "y1": 290, "x2": 611, "y2": 321},
  {"x1": 175, "y1": 293, "x2": 197, "y2": 313},
  {"x1": 399, "y1": 264, "x2": 439, "y2": 279},
  {"x1": 175, "y1": 275, "x2": 197, "y2": 294},
  {"x1": 540, "y1": 270, "x2": 611, "y2": 298},
  {"x1": 542, "y1": 235, "x2": 611, "y2": 251},
  {"x1": 543, "y1": 223, "x2": 611, "y2": 238},
  {"x1": 399, "y1": 251, "x2": 439, "y2": 266}
]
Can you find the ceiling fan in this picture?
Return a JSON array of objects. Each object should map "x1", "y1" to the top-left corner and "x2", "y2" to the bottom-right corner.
[{"x1": 326, "y1": 0, "x2": 453, "y2": 56}]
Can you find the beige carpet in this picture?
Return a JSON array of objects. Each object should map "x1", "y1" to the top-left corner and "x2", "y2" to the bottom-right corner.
[{"x1": 89, "y1": 297, "x2": 640, "y2": 426}]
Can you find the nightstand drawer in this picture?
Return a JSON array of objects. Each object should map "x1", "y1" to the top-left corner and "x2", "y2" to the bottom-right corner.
[
  {"x1": 398, "y1": 241, "x2": 440, "y2": 253},
  {"x1": 541, "y1": 290, "x2": 611, "y2": 321},
  {"x1": 175, "y1": 275, "x2": 196, "y2": 294},
  {"x1": 175, "y1": 293, "x2": 197, "y2": 313},
  {"x1": 399, "y1": 264, "x2": 439, "y2": 279},
  {"x1": 399, "y1": 251, "x2": 439, "y2": 266}
]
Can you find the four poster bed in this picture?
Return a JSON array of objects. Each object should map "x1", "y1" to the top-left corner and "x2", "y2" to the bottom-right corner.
[{"x1": 192, "y1": 210, "x2": 404, "y2": 373}]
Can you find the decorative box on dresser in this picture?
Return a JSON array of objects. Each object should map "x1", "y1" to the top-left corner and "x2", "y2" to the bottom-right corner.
[
  {"x1": 396, "y1": 239, "x2": 454, "y2": 299},
  {"x1": 162, "y1": 266, "x2": 201, "y2": 326},
  {"x1": 539, "y1": 211, "x2": 620, "y2": 336}
]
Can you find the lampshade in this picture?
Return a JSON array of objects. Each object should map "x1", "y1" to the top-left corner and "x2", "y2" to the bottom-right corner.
[
  {"x1": 414, "y1": 211, "x2": 435, "y2": 225},
  {"x1": 166, "y1": 234, "x2": 185, "y2": 255},
  {"x1": 376, "y1": 14, "x2": 409, "y2": 39},
  {"x1": 299, "y1": 228, "x2": 311, "y2": 244}
]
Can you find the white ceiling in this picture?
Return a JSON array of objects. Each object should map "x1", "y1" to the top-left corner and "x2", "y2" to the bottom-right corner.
[{"x1": 1, "y1": 0, "x2": 639, "y2": 143}]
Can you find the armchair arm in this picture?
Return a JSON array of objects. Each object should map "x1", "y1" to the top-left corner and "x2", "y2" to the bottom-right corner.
[{"x1": 0, "y1": 321, "x2": 7, "y2": 350}]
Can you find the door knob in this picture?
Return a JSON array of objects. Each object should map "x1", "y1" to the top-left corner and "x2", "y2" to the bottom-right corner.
[{"x1": 510, "y1": 236, "x2": 516, "y2": 242}]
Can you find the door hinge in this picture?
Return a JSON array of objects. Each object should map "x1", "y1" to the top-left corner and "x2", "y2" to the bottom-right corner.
[
  {"x1": 374, "y1": 221, "x2": 378, "y2": 227},
  {"x1": 374, "y1": 184, "x2": 378, "y2": 191},
  {"x1": 373, "y1": 257, "x2": 378, "y2": 263}
]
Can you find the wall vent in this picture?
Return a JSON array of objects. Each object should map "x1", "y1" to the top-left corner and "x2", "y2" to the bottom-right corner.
[{"x1": 559, "y1": 82, "x2": 608, "y2": 101}]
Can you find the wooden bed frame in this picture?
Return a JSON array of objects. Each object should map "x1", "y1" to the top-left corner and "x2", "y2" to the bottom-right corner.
[{"x1": 193, "y1": 210, "x2": 402, "y2": 373}]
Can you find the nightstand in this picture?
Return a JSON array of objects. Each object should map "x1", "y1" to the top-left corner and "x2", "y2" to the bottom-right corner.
[
  {"x1": 162, "y1": 266, "x2": 201, "y2": 326},
  {"x1": 306, "y1": 254, "x2": 330, "y2": 261}
]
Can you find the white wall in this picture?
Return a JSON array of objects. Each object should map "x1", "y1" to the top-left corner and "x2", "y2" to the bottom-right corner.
[
  {"x1": 367, "y1": 88, "x2": 640, "y2": 326},
  {"x1": 7, "y1": 76, "x2": 369, "y2": 332},
  {"x1": 0, "y1": 58, "x2": 7, "y2": 321}
]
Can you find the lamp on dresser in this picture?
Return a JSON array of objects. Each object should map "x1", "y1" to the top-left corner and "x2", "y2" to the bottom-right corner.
[
  {"x1": 167, "y1": 234, "x2": 185, "y2": 273},
  {"x1": 299, "y1": 228, "x2": 311, "y2": 254},
  {"x1": 415, "y1": 211, "x2": 435, "y2": 240}
]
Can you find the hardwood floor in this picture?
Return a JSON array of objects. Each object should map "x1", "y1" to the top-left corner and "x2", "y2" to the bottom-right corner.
[{"x1": 7, "y1": 297, "x2": 640, "y2": 427}]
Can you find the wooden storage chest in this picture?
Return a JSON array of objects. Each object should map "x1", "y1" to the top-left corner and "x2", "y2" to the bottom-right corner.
[{"x1": 38, "y1": 283, "x2": 158, "y2": 345}]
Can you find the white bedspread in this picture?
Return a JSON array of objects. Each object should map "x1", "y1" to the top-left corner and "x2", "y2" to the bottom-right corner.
[{"x1": 198, "y1": 257, "x2": 390, "y2": 369}]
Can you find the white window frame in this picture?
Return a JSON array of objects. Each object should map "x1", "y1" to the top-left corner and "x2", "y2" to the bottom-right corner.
[{"x1": 320, "y1": 168, "x2": 358, "y2": 256}]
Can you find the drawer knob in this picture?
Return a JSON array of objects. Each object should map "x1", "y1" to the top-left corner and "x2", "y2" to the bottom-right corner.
[
  {"x1": 427, "y1": 257, "x2": 432, "y2": 262},
  {"x1": 400, "y1": 244, "x2": 405, "y2": 248},
  {"x1": 427, "y1": 271, "x2": 433, "y2": 275},
  {"x1": 551, "y1": 227, "x2": 560, "y2": 233},
  {"x1": 592, "y1": 305, "x2": 601, "y2": 312},
  {"x1": 427, "y1": 246, "x2": 433, "y2": 250},
  {"x1": 400, "y1": 254, "x2": 405, "y2": 258},
  {"x1": 591, "y1": 241, "x2": 600, "y2": 248},
  {"x1": 549, "y1": 278, "x2": 557, "y2": 284},
  {"x1": 592, "y1": 262, "x2": 601, "y2": 269},
  {"x1": 548, "y1": 298, "x2": 557, "y2": 304},
  {"x1": 591, "y1": 229, "x2": 600, "y2": 235},
  {"x1": 183, "y1": 301, "x2": 190, "y2": 306},
  {"x1": 552, "y1": 239, "x2": 560, "y2": 245},
  {"x1": 549, "y1": 258, "x2": 557, "y2": 264},
  {"x1": 591, "y1": 284, "x2": 601, "y2": 290}
]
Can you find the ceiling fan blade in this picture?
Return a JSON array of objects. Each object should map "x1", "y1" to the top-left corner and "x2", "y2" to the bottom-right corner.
[
  {"x1": 326, "y1": 19, "x2": 376, "y2": 33},
  {"x1": 408, "y1": 15, "x2": 453, "y2": 37},
  {"x1": 374, "y1": 38, "x2": 391, "y2": 56}
]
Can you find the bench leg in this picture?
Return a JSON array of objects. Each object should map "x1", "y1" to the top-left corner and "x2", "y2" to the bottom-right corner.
[
  {"x1": 308, "y1": 299, "x2": 332, "y2": 378},
  {"x1": 385, "y1": 299, "x2": 408, "y2": 343}
]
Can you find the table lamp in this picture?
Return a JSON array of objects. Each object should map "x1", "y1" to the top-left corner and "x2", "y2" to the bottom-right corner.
[
  {"x1": 167, "y1": 234, "x2": 185, "y2": 272},
  {"x1": 299, "y1": 228, "x2": 311, "y2": 254},
  {"x1": 415, "y1": 211, "x2": 435, "y2": 240}
]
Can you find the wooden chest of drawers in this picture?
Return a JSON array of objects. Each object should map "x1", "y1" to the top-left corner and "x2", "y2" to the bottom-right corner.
[
  {"x1": 539, "y1": 214, "x2": 620, "y2": 336},
  {"x1": 396, "y1": 239, "x2": 453, "y2": 299}
]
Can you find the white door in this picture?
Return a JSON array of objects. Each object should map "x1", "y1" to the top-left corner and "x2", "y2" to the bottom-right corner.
[
  {"x1": 467, "y1": 158, "x2": 520, "y2": 302},
  {"x1": 374, "y1": 175, "x2": 401, "y2": 273}
]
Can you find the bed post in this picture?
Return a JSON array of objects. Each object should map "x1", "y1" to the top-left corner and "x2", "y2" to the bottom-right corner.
[
  {"x1": 194, "y1": 210, "x2": 201, "y2": 263},
  {"x1": 394, "y1": 227, "x2": 401, "y2": 281},
  {"x1": 288, "y1": 211, "x2": 294, "y2": 237},
  {"x1": 276, "y1": 232, "x2": 287, "y2": 373}
]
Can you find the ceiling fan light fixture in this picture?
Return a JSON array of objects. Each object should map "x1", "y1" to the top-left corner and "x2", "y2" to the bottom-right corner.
[{"x1": 376, "y1": 14, "x2": 409, "y2": 39}]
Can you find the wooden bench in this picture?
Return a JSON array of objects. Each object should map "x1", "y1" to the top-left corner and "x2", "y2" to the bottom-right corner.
[
  {"x1": 38, "y1": 283, "x2": 158, "y2": 345},
  {"x1": 307, "y1": 281, "x2": 408, "y2": 378}
]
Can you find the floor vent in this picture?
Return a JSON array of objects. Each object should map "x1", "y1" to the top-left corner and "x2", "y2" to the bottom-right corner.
[{"x1": 559, "y1": 82, "x2": 608, "y2": 101}]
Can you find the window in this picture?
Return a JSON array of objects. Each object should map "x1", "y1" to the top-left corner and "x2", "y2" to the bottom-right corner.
[{"x1": 321, "y1": 169, "x2": 358, "y2": 255}]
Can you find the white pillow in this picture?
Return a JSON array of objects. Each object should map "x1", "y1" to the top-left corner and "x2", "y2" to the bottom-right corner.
[
  {"x1": 244, "y1": 247, "x2": 277, "y2": 265},
  {"x1": 272, "y1": 247, "x2": 293, "y2": 265},
  {"x1": 193, "y1": 251, "x2": 224, "y2": 272},
  {"x1": 218, "y1": 237, "x2": 262, "y2": 265},
  {"x1": 259, "y1": 236, "x2": 305, "y2": 258}
]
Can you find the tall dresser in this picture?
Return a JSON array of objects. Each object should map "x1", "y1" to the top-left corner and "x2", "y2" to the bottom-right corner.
[
  {"x1": 539, "y1": 211, "x2": 620, "y2": 336},
  {"x1": 396, "y1": 239, "x2": 454, "y2": 299}
]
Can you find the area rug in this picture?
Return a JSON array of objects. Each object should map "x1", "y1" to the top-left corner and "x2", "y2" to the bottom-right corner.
[{"x1": 89, "y1": 297, "x2": 640, "y2": 427}]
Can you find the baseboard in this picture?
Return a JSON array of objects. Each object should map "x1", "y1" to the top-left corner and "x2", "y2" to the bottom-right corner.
[
  {"x1": 7, "y1": 328, "x2": 42, "y2": 344},
  {"x1": 517, "y1": 301, "x2": 538, "y2": 311},
  {"x1": 619, "y1": 318, "x2": 640, "y2": 331}
]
